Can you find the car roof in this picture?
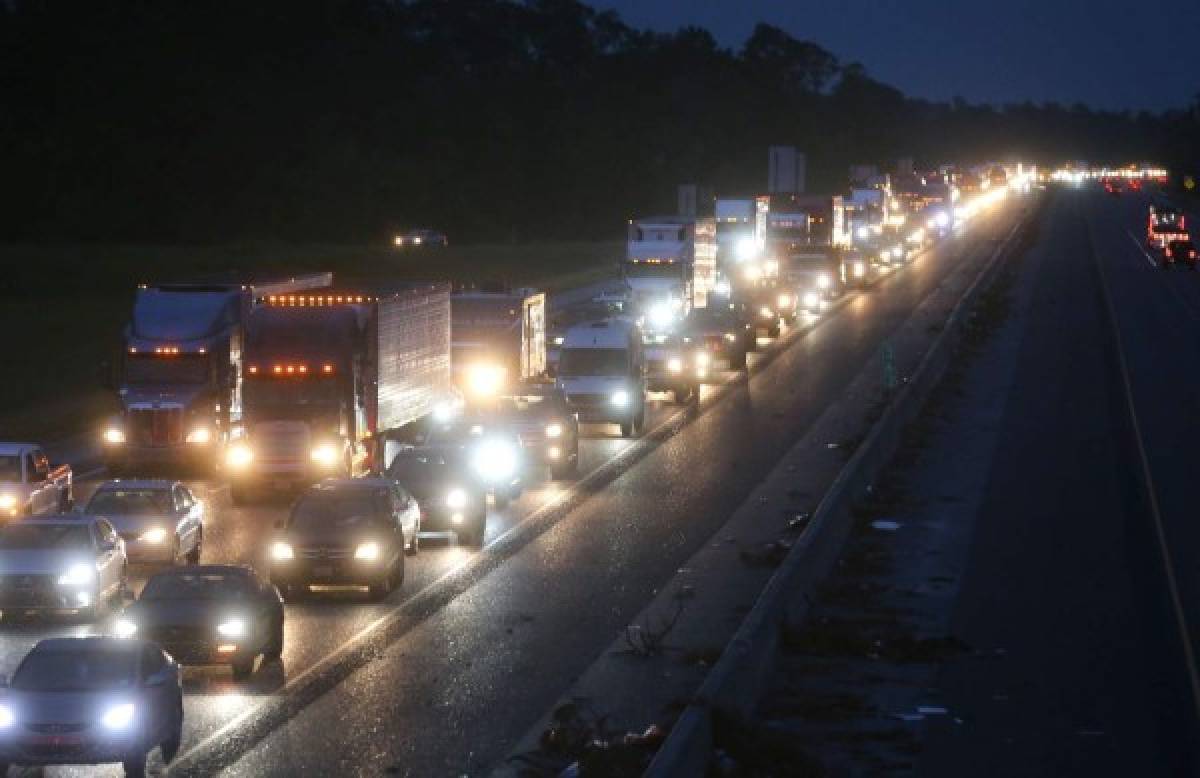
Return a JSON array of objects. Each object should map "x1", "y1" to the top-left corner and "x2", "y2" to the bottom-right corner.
[
  {"x1": 32, "y1": 636, "x2": 143, "y2": 655},
  {"x1": 0, "y1": 443, "x2": 37, "y2": 457},
  {"x1": 94, "y1": 479, "x2": 178, "y2": 491}
]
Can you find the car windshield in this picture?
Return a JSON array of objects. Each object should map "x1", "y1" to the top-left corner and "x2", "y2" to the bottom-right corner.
[
  {"x1": 141, "y1": 571, "x2": 253, "y2": 601},
  {"x1": 289, "y1": 491, "x2": 386, "y2": 533},
  {"x1": 0, "y1": 524, "x2": 92, "y2": 550},
  {"x1": 558, "y1": 348, "x2": 628, "y2": 377},
  {"x1": 85, "y1": 489, "x2": 171, "y2": 516},
  {"x1": 13, "y1": 648, "x2": 136, "y2": 692},
  {"x1": 0, "y1": 456, "x2": 20, "y2": 481}
]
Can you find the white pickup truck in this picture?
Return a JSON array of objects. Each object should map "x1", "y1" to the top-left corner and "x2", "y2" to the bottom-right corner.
[{"x1": 0, "y1": 443, "x2": 73, "y2": 518}]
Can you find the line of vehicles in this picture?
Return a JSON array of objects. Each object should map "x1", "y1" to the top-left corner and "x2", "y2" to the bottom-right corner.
[{"x1": 0, "y1": 160, "x2": 1028, "y2": 775}]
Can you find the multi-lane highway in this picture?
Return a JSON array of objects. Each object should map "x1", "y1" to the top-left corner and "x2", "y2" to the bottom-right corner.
[{"x1": 0, "y1": 199, "x2": 1025, "y2": 776}]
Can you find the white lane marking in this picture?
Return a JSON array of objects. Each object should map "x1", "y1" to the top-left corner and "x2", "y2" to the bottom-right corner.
[
  {"x1": 1092, "y1": 222, "x2": 1200, "y2": 725},
  {"x1": 1125, "y1": 230, "x2": 1159, "y2": 269},
  {"x1": 170, "y1": 225, "x2": 976, "y2": 767}
]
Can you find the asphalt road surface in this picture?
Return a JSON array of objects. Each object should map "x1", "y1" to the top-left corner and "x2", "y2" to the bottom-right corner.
[
  {"x1": 0, "y1": 202, "x2": 1021, "y2": 777},
  {"x1": 917, "y1": 187, "x2": 1200, "y2": 775}
]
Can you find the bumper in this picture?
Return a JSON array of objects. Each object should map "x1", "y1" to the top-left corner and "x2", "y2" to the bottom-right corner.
[
  {"x1": 565, "y1": 396, "x2": 637, "y2": 425},
  {"x1": 0, "y1": 581, "x2": 95, "y2": 612},
  {"x1": 270, "y1": 559, "x2": 390, "y2": 588},
  {"x1": 0, "y1": 732, "x2": 143, "y2": 766},
  {"x1": 420, "y1": 505, "x2": 482, "y2": 533},
  {"x1": 121, "y1": 538, "x2": 176, "y2": 565}
]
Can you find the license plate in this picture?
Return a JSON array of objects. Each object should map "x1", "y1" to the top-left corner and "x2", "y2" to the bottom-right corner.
[{"x1": 313, "y1": 565, "x2": 334, "y2": 578}]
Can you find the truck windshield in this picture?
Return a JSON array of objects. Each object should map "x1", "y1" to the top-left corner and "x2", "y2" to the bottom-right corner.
[
  {"x1": 0, "y1": 456, "x2": 20, "y2": 481},
  {"x1": 558, "y1": 348, "x2": 628, "y2": 377},
  {"x1": 125, "y1": 354, "x2": 208, "y2": 385},
  {"x1": 624, "y1": 262, "x2": 682, "y2": 280},
  {"x1": 244, "y1": 376, "x2": 339, "y2": 411}
]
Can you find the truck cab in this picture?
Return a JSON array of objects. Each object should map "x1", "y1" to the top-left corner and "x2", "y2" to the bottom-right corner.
[
  {"x1": 451, "y1": 288, "x2": 546, "y2": 406},
  {"x1": 556, "y1": 320, "x2": 646, "y2": 438}
]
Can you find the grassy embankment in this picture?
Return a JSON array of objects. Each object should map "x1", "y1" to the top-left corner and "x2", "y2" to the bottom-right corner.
[{"x1": 0, "y1": 241, "x2": 621, "y2": 442}]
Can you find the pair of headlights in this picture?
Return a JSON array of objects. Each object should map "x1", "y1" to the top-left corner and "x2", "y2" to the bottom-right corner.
[
  {"x1": 103, "y1": 427, "x2": 210, "y2": 444},
  {"x1": 225, "y1": 442, "x2": 340, "y2": 468},
  {"x1": 115, "y1": 616, "x2": 245, "y2": 640},
  {"x1": 0, "y1": 702, "x2": 135, "y2": 731},
  {"x1": 271, "y1": 541, "x2": 381, "y2": 561}
]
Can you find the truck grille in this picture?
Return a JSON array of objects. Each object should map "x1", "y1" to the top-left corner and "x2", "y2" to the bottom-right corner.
[
  {"x1": 298, "y1": 546, "x2": 352, "y2": 560},
  {"x1": 129, "y1": 408, "x2": 184, "y2": 446}
]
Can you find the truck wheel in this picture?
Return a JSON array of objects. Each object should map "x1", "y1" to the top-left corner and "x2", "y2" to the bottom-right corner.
[
  {"x1": 122, "y1": 751, "x2": 148, "y2": 778},
  {"x1": 185, "y1": 530, "x2": 203, "y2": 565}
]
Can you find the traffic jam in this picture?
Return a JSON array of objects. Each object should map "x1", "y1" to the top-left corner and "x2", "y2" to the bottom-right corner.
[{"x1": 0, "y1": 160, "x2": 1028, "y2": 775}]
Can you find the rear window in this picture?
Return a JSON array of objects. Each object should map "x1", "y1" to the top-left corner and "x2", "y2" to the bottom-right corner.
[
  {"x1": 85, "y1": 489, "x2": 171, "y2": 516},
  {"x1": 13, "y1": 648, "x2": 136, "y2": 692}
]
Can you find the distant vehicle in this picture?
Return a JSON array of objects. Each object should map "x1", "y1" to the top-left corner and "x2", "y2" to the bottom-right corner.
[
  {"x1": 642, "y1": 331, "x2": 705, "y2": 404},
  {"x1": 0, "y1": 517, "x2": 127, "y2": 620},
  {"x1": 843, "y1": 249, "x2": 879, "y2": 289},
  {"x1": 682, "y1": 304, "x2": 755, "y2": 372},
  {"x1": 0, "y1": 443, "x2": 72, "y2": 518},
  {"x1": 102, "y1": 275, "x2": 329, "y2": 475},
  {"x1": 1147, "y1": 199, "x2": 1188, "y2": 250},
  {"x1": 546, "y1": 291, "x2": 631, "y2": 376},
  {"x1": 492, "y1": 382, "x2": 580, "y2": 479},
  {"x1": 227, "y1": 285, "x2": 453, "y2": 502},
  {"x1": 269, "y1": 479, "x2": 419, "y2": 601},
  {"x1": 623, "y1": 216, "x2": 717, "y2": 333},
  {"x1": 82, "y1": 480, "x2": 203, "y2": 566},
  {"x1": 987, "y1": 166, "x2": 1008, "y2": 188},
  {"x1": 557, "y1": 319, "x2": 647, "y2": 438},
  {"x1": 788, "y1": 245, "x2": 845, "y2": 314},
  {"x1": 452, "y1": 288, "x2": 546, "y2": 405},
  {"x1": 0, "y1": 637, "x2": 183, "y2": 777},
  {"x1": 1162, "y1": 239, "x2": 1197, "y2": 270},
  {"x1": 1104, "y1": 178, "x2": 1124, "y2": 195},
  {"x1": 394, "y1": 229, "x2": 448, "y2": 248},
  {"x1": 115, "y1": 565, "x2": 284, "y2": 681},
  {"x1": 383, "y1": 422, "x2": 489, "y2": 546}
]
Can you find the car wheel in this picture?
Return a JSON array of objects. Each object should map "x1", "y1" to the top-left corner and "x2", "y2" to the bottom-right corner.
[
  {"x1": 405, "y1": 531, "x2": 419, "y2": 557},
  {"x1": 672, "y1": 385, "x2": 692, "y2": 404},
  {"x1": 368, "y1": 563, "x2": 396, "y2": 601},
  {"x1": 185, "y1": 530, "x2": 203, "y2": 565},
  {"x1": 264, "y1": 613, "x2": 284, "y2": 660},
  {"x1": 122, "y1": 751, "x2": 148, "y2": 777},
  {"x1": 634, "y1": 405, "x2": 646, "y2": 432},
  {"x1": 160, "y1": 701, "x2": 183, "y2": 763},
  {"x1": 619, "y1": 419, "x2": 634, "y2": 437}
]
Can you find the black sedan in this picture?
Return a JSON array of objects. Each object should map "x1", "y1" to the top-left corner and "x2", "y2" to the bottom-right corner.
[
  {"x1": 115, "y1": 565, "x2": 283, "y2": 681},
  {"x1": 493, "y1": 383, "x2": 580, "y2": 479},
  {"x1": 387, "y1": 440, "x2": 488, "y2": 548}
]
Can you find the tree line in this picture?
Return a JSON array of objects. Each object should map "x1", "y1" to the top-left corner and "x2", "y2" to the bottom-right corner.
[{"x1": 1, "y1": 0, "x2": 1196, "y2": 244}]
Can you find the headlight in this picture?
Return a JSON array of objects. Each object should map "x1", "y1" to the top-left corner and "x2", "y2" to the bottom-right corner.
[
  {"x1": 57, "y1": 563, "x2": 95, "y2": 587},
  {"x1": 759, "y1": 306, "x2": 774, "y2": 319},
  {"x1": 817, "y1": 274, "x2": 832, "y2": 289},
  {"x1": 271, "y1": 541, "x2": 294, "y2": 561},
  {"x1": 935, "y1": 212, "x2": 950, "y2": 228},
  {"x1": 0, "y1": 495, "x2": 15, "y2": 510},
  {"x1": 216, "y1": 618, "x2": 246, "y2": 637},
  {"x1": 666, "y1": 357, "x2": 683, "y2": 373},
  {"x1": 647, "y1": 302, "x2": 674, "y2": 329},
  {"x1": 892, "y1": 246, "x2": 903, "y2": 259},
  {"x1": 472, "y1": 439, "x2": 518, "y2": 482},
  {"x1": 764, "y1": 259, "x2": 779, "y2": 275},
  {"x1": 139, "y1": 527, "x2": 168, "y2": 544},
  {"x1": 853, "y1": 262, "x2": 866, "y2": 278},
  {"x1": 446, "y1": 488, "x2": 468, "y2": 509},
  {"x1": 354, "y1": 542, "x2": 380, "y2": 560},
  {"x1": 466, "y1": 363, "x2": 505, "y2": 397},
  {"x1": 545, "y1": 422, "x2": 563, "y2": 438},
  {"x1": 310, "y1": 443, "x2": 339, "y2": 466},
  {"x1": 0, "y1": 704, "x2": 13, "y2": 729},
  {"x1": 724, "y1": 332, "x2": 737, "y2": 342},
  {"x1": 553, "y1": 335, "x2": 565, "y2": 346},
  {"x1": 695, "y1": 352, "x2": 711, "y2": 367},
  {"x1": 743, "y1": 265, "x2": 762, "y2": 282},
  {"x1": 714, "y1": 280, "x2": 732, "y2": 297},
  {"x1": 101, "y1": 703, "x2": 135, "y2": 731},
  {"x1": 226, "y1": 443, "x2": 253, "y2": 468},
  {"x1": 610, "y1": 390, "x2": 629, "y2": 407},
  {"x1": 803, "y1": 292, "x2": 820, "y2": 308},
  {"x1": 735, "y1": 236, "x2": 759, "y2": 261},
  {"x1": 185, "y1": 427, "x2": 211, "y2": 444},
  {"x1": 103, "y1": 427, "x2": 126, "y2": 445},
  {"x1": 114, "y1": 618, "x2": 138, "y2": 638},
  {"x1": 777, "y1": 293, "x2": 791, "y2": 308}
]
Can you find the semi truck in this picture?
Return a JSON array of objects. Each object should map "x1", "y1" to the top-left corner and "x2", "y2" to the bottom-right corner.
[
  {"x1": 622, "y1": 217, "x2": 717, "y2": 330},
  {"x1": 225, "y1": 285, "x2": 452, "y2": 501},
  {"x1": 1148, "y1": 200, "x2": 1188, "y2": 250},
  {"x1": 102, "y1": 274, "x2": 330, "y2": 474},
  {"x1": 451, "y1": 288, "x2": 547, "y2": 404}
]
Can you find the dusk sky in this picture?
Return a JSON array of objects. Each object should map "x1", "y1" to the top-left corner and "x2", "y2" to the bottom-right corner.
[{"x1": 587, "y1": 0, "x2": 1200, "y2": 112}]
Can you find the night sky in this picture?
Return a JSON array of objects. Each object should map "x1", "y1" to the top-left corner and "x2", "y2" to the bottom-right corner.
[{"x1": 587, "y1": 0, "x2": 1199, "y2": 112}]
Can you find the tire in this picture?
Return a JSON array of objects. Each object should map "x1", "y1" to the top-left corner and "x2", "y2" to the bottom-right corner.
[
  {"x1": 160, "y1": 702, "x2": 183, "y2": 764},
  {"x1": 619, "y1": 419, "x2": 634, "y2": 437},
  {"x1": 367, "y1": 561, "x2": 397, "y2": 601},
  {"x1": 122, "y1": 752, "x2": 147, "y2": 778},
  {"x1": 185, "y1": 530, "x2": 202, "y2": 565},
  {"x1": 231, "y1": 656, "x2": 255, "y2": 681},
  {"x1": 264, "y1": 613, "x2": 284, "y2": 660},
  {"x1": 462, "y1": 514, "x2": 486, "y2": 548},
  {"x1": 405, "y1": 531, "x2": 419, "y2": 557},
  {"x1": 633, "y1": 405, "x2": 645, "y2": 433}
]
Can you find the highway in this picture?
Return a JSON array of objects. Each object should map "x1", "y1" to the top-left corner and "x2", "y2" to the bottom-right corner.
[
  {"x1": 0, "y1": 202, "x2": 1023, "y2": 776},
  {"x1": 912, "y1": 186, "x2": 1200, "y2": 775}
]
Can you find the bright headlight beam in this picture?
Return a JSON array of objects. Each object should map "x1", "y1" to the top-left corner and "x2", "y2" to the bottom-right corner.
[
  {"x1": 667, "y1": 357, "x2": 683, "y2": 373},
  {"x1": 140, "y1": 527, "x2": 168, "y2": 544},
  {"x1": 185, "y1": 427, "x2": 211, "y2": 444},
  {"x1": 114, "y1": 618, "x2": 138, "y2": 638},
  {"x1": 354, "y1": 542, "x2": 381, "y2": 560},
  {"x1": 545, "y1": 422, "x2": 563, "y2": 438},
  {"x1": 217, "y1": 618, "x2": 246, "y2": 637},
  {"x1": 310, "y1": 443, "x2": 339, "y2": 466},
  {"x1": 446, "y1": 488, "x2": 468, "y2": 509},
  {"x1": 610, "y1": 390, "x2": 629, "y2": 407},
  {"x1": 271, "y1": 541, "x2": 294, "y2": 560},
  {"x1": 226, "y1": 444, "x2": 253, "y2": 468},
  {"x1": 0, "y1": 704, "x2": 14, "y2": 728},
  {"x1": 57, "y1": 563, "x2": 94, "y2": 587},
  {"x1": 103, "y1": 428, "x2": 125, "y2": 445},
  {"x1": 101, "y1": 703, "x2": 135, "y2": 730}
]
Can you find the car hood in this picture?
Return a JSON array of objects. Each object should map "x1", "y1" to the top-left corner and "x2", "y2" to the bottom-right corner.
[
  {"x1": 2, "y1": 689, "x2": 138, "y2": 725},
  {"x1": 128, "y1": 597, "x2": 245, "y2": 627},
  {"x1": 119, "y1": 384, "x2": 207, "y2": 411},
  {"x1": 0, "y1": 550, "x2": 92, "y2": 576},
  {"x1": 88, "y1": 513, "x2": 171, "y2": 537}
]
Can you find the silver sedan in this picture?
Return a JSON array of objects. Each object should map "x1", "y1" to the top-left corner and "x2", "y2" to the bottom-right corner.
[{"x1": 82, "y1": 480, "x2": 203, "y2": 566}]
